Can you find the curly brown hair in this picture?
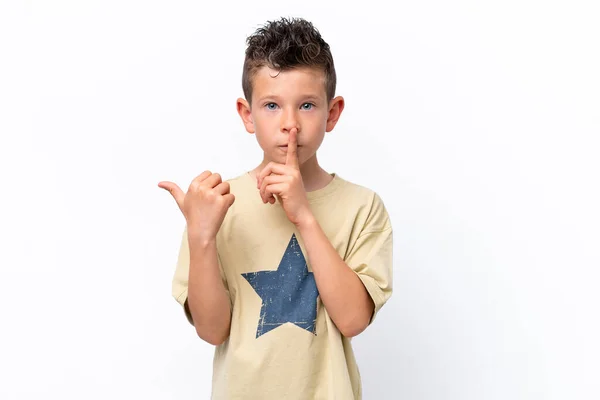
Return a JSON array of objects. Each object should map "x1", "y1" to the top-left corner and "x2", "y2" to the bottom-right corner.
[{"x1": 241, "y1": 17, "x2": 336, "y2": 105}]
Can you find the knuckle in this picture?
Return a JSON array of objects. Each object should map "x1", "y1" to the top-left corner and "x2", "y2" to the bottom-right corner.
[
  {"x1": 196, "y1": 171, "x2": 211, "y2": 183},
  {"x1": 205, "y1": 189, "x2": 216, "y2": 200}
]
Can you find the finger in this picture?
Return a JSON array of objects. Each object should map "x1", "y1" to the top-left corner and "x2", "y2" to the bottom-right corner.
[
  {"x1": 285, "y1": 128, "x2": 299, "y2": 169},
  {"x1": 260, "y1": 175, "x2": 287, "y2": 203},
  {"x1": 213, "y1": 181, "x2": 231, "y2": 195},
  {"x1": 260, "y1": 182, "x2": 275, "y2": 204},
  {"x1": 257, "y1": 162, "x2": 290, "y2": 188},
  {"x1": 200, "y1": 172, "x2": 223, "y2": 189},
  {"x1": 189, "y1": 171, "x2": 214, "y2": 192},
  {"x1": 262, "y1": 184, "x2": 276, "y2": 204},
  {"x1": 260, "y1": 175, "x2": 287, "y2": 192},
  {"x1": 258, "y1": 162, "x2": 276, "y2": 184},
  {"x1": 264, "y1": 183, "x2": 287, "y2": 202},
  {"x1": 193, "y1": 170, "x2": 213, "y2": 183},
  {"x1": 223, "y1": 193, "x2": 236, "y2": 208},
  {"x1": 157, "y1": 181, "x2": 185, "y2": 212},
  {"x1": 261, "y1": 191, "x2": 275, "y2": 204}
]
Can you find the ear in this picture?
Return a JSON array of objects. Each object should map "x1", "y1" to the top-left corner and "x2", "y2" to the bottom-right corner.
[
  {"x1": 325, "y1": 96, "x2": 345, "y2": 132},
  {"x1": 236, "y1": 98, "x2": 255, "y2": 134}
]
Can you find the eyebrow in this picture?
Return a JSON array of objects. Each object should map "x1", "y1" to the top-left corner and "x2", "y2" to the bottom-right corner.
[{"x1": 257, "y1": 94, "x2": 323, "y2": 102}]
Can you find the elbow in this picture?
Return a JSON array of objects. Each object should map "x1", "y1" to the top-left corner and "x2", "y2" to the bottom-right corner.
[
  {"x1": 338, "y1": 303, "x2": 374, "y2": 338},
  {"x1": 188, "y1": 302, "x2": 232, "y2": 346},
  {"x1": 338, "y1": 314, "x2": 371, "y2": 338},
  {"x1": 339, "y1": 321, "x2": 368, "y2": 338},
  {"x1": 206, "y1": 335, "x2": 229, "y2": 346},
  {"x1": 194, "y1": 317, "x2": 231, "y2": 346},
  {"x1": 196, "y1": 328, "x2": 229, "y2": 346}
]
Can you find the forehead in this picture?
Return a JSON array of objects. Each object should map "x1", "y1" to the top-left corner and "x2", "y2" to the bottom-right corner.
[{"x1": 252, "y1": 66, "x2": 326, "y2": 99}]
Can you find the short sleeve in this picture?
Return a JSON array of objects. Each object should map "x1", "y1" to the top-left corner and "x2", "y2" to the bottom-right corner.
[
  {"x1": 344, "y1": 193, "x2": 393, "y2": 325},
  {"x1": 171, "y1": 227, "x2": 230, "y2": 326}
]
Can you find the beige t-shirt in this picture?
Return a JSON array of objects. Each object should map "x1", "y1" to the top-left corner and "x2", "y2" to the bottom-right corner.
[{"x1": 172, "y1": 171, "x2": 393, "y2": 400}]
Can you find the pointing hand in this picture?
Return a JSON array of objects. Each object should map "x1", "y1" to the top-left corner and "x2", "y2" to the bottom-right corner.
[{"x1": 158, "y1": 171, "x2": 235, "y2": 242}]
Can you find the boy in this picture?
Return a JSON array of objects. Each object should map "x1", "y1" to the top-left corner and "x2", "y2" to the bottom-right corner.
[{"x1": 158, "y1": 17, "x2": 393, "y2": 400}]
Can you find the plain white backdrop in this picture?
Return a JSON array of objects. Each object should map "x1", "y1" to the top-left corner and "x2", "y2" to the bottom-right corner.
[{"x1": 1, "y1": 1, "x2": 599, "y2": 399}]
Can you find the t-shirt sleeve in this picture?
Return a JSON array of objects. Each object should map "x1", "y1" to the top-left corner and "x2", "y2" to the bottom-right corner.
[
  {"x1": 171, "y1": 227, "x2": 230, "y2": 326},
  {"x1": 344, "y1": 192, "x2": 393, "y2": 325}
]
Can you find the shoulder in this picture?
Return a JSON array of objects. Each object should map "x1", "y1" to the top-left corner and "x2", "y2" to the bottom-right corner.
[
  {"x1": 223, "y1": 172, "x2": 250, "y2": 189},
  {"x1": 221, "y1": 171, "x2": 255, "y2": 203},
  {"x1": 218, "y1": 172, "x2": 253, "y2": 216},
  {"x1": 335, "y1": 175, "x2": 392, "y2": 231},
  {"x1": 336, "y1": 174, "x2": 388, "y2": 209}
]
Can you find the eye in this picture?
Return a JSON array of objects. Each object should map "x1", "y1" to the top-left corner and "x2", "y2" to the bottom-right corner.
[
  {"x1": 301, "y1": 103, "x2": 314, "y2": 110},
  {"x1": 265, "y1": 102, "x2": 278, "y2": 110}
]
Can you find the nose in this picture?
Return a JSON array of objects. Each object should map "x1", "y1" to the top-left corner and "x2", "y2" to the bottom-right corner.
[{"x1": 280, "y1": 107, "x2": 300, "y2": 133}]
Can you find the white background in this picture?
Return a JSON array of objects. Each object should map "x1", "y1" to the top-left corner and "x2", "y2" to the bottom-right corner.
[{"x1": 1, "y1": 1, "x2": 599, "y2": 399}]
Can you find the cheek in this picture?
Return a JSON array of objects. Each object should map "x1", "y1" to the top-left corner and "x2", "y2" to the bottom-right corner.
[
  {"x1": 254, "y1": 132, "x2": 279, "y2": 154},
  {"x1": 255, "y1": 133, "x2": 273, "y2": 150},
  {"x1": 253, "y1": 116, "x2": 275, "y2": 133}
]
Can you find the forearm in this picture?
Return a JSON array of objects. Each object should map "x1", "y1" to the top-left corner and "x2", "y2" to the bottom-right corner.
[
  {"x1": 187, "y1": 236, "x2": 231, "y2": 345},
  {"x1": 296, "y1": 214, "x2": 374, "y2": 337}
]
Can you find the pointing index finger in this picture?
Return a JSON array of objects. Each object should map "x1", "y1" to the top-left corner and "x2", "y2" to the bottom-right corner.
[{"x1": 285, "y1": 128, "x2": 299, "y2": 169}]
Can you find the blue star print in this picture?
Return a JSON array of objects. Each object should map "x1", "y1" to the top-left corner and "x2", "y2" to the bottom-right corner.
[{"x1": 242, "y1": 233, "x2": 319, "y2": 338}]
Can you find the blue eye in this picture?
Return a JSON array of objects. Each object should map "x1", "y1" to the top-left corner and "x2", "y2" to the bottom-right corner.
[
  {"x1": 301, "y1": 103, "x2": 314, "y2": 110},
  {"x1": 266, "y1": 103, "x2": 278, "y2": 110}
]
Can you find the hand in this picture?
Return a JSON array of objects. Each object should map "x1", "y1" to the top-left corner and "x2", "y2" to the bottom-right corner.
[
  {"x1": 158, "y1": 171, "x2": 235, "y2": 242},
  {"x1": 257, "y1": 128, "x2": 312, "y2": 226}
]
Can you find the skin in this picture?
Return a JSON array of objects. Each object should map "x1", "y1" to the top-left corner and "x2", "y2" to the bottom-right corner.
[
  {"x1": 158, "y1": 65, "x2": 374, "y2": 343},
  {"x1": 237, "y1": 66, "x2": 375, "y2": 337},
  {"x1": 237, "y1": 66, "x2": 340, "y2": 196},
  {"x1": 157, "y1": 171, "x2": 234, "y2": 345}
]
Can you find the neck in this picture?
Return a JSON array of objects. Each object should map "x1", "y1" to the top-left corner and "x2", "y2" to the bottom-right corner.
[{"x1": 251, "y1": 153, "x2": 333, "y2": 192}]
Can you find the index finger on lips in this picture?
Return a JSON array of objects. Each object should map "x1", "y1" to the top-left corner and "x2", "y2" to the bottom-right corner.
[{"x1": 285, "y1": 128, "x2": 299, "y2": 169}]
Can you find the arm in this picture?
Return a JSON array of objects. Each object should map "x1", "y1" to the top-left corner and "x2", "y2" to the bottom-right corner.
[
  {"x1": 296, "y1": 215, "x2": 374, "y2": 338},
  {"x1": 255, "y1": 135, "x2": 390, "y2": 337},
  {"x1": 160, "y1": 170, "x2": 235, "y2": 346},
  {"x1": 187, "y1": 235, "x2": 231, "y2": 346}
]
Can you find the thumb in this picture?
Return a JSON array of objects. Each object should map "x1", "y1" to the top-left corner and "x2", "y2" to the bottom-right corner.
[{"x1": 158, "y1": 181, "x2": 185, "y2": 212}]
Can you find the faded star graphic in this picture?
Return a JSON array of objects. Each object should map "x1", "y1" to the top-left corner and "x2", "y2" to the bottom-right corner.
[{"x1": 242, "y1": 233, "x2": 319, "y2": 338}]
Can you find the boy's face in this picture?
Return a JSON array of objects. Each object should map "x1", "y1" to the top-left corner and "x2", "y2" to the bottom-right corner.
[{"x1": 237, "y1": 66, "x2": 343, "y2": 166}]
